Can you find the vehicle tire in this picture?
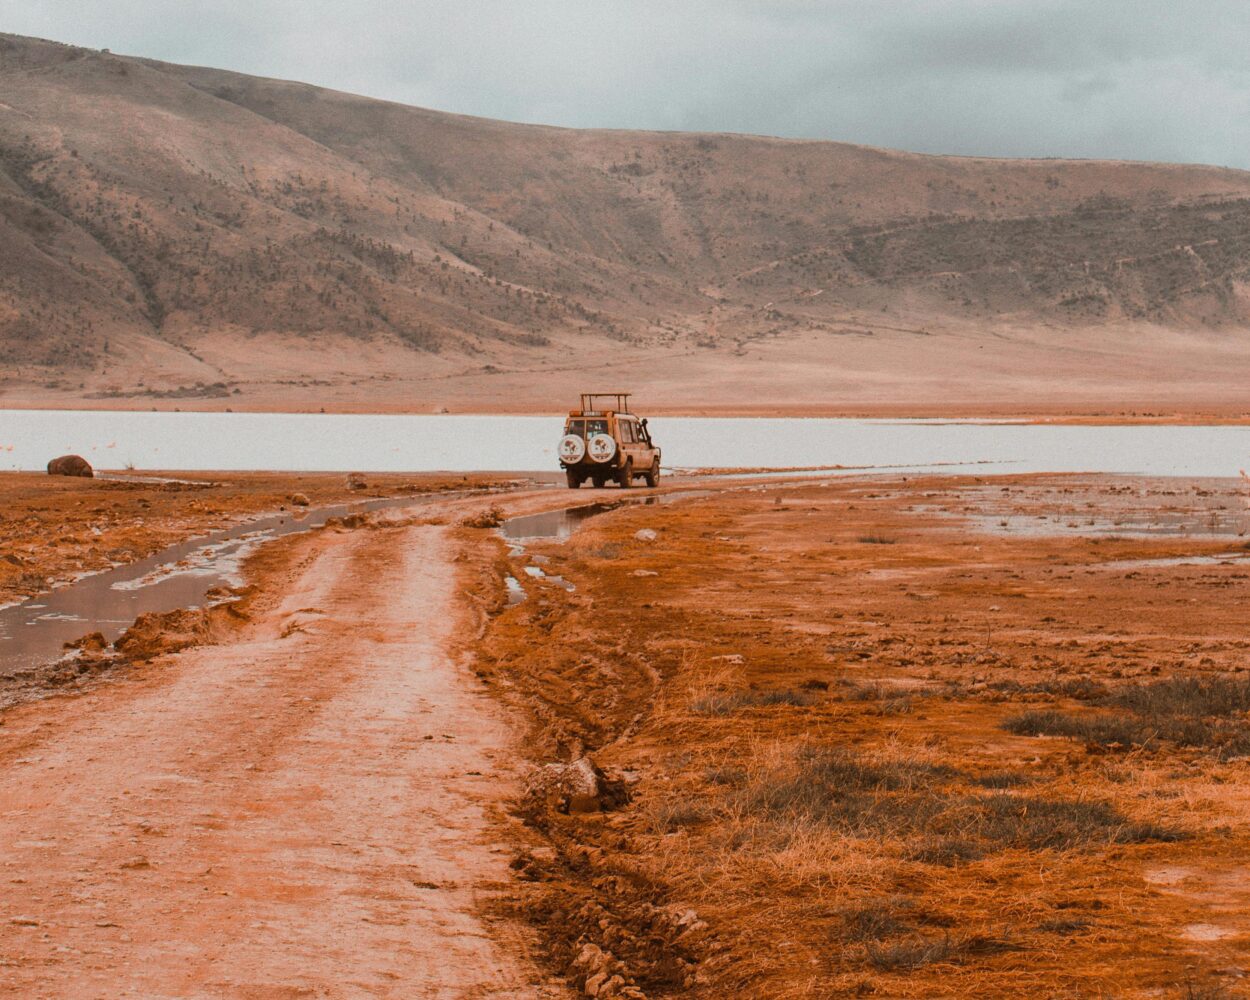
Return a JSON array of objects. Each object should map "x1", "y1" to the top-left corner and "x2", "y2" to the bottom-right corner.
[
  {"x1": 617, "y1": 459, "x2": 633, "y2": 489},
  {"x1": 591, "y1": 474, "x2": 606, "y2": 489},
  {"x1": 644, "y1": 458, "x2": 659, "y2": 488},
  {"x1": 565, "y1": 469, "x2": 582, "y2": 489}
]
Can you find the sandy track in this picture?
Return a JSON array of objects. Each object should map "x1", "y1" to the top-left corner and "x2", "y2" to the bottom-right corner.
[{"x1": 0, "y1": 523, "x2": 561, "y2": 998}]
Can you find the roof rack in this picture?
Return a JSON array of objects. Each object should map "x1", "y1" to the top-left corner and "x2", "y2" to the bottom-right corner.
[{"x1": 579, "y1": 392, "x2": 631, "y2": 415}]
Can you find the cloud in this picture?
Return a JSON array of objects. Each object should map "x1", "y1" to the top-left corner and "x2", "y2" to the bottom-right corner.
[{"x1": 3, "y1": 0, "x2": 1250, "y2": 168}]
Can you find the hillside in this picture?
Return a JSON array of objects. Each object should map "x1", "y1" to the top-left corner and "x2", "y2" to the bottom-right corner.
[{"x1": 2, "y1": 32, "x2": 1250, "y2": 416}]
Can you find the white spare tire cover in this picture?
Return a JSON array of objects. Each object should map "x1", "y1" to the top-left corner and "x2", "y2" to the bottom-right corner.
[
  {"x1": 587, "y1": 433, "x2": 617, "y2": 463},
  {"x1": 558, "y1": 434, "x2": 586, "y2": 464}
]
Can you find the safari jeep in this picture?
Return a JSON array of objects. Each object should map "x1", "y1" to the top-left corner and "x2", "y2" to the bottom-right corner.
[{"x1": 558, "y1": 393, "x2": 661, "y2": 489}]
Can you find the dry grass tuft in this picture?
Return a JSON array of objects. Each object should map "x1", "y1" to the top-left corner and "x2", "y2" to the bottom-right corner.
[
  {"x1": 1004, "y1": 674, "x2": 1250, "y2": 757},
  {"x1": 692, "y1": 688, "x2": 818, "y2": 715},
  {"x1": 734, "y1": 747, "x2": 1177, "y2": 852},
  {"x1": 971, "y1": 771, "x2": 1034, "y2": 789}
]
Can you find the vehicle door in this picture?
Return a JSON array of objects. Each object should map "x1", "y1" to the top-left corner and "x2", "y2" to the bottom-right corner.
[
  {"x1": 617, "y1": 417, "x2": 639, "y2": 467},
  {"x1": 631, "y1": 418, "x2": 656, "y2": 467}
]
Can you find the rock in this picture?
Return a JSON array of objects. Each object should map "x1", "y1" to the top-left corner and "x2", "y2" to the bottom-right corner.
[
  {"x1": 524, "y1": 757, "x2": 631, "y2": 817},
  {"x1": 460, "y1": 505, "x2": 504, "y2": 529},
  {"x1": 47, "y1": 455, "x2": 93, "y2": 478},
  {"x1": 633, "y1": 528, "x2": 657, "y2": 542},
  {"x1": 631, "y1": 569, "x2": 659, "y2": 577},
  {"x1": 346, "y1": 472, "x2": 368, "y2": 490},
  {"x1": 573, "y1": 942, "x2": 612, "y2": 976},
  {"x1": 114, "y1": 609, "x2": 208, "y2": 661},
  {"x1": 289, "y1": 493, "x2": 310, "y2": 507},
  {"x1": 63, "y1": 631, "x2": 108, "y2": 652}
]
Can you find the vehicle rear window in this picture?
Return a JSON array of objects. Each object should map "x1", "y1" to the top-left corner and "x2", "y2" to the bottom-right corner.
[{"x1": 567, "y1": 419, "x2": 608, "y2": 438}]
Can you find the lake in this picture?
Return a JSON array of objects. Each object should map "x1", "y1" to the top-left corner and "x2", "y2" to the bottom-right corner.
[{"x1": 1, "y1": 409, "x2": 1248, "y2": 477}]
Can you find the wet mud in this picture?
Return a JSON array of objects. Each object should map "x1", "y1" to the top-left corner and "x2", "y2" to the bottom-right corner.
[{"x1": 471, "y1": 472, "x2": 1250, "y2": 998}]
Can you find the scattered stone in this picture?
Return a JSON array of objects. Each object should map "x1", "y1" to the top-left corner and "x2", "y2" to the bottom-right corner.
[
  {"x1": 9, "y1": 916, "x2": 39, "y2": 927},
  {"x1": 119, "y1": 856, "x2": 151, "y2": 870},
  {"x1": 289, "y1": 493, "x2": 310, "y2": 507},
  {"x1": 633, "y1": 528, "x2": 658, "y2": 542},
  {"x1": 631, "y1": 569, "x2": 659, "y2": 577},
  {"x1": 47, "y1": 455, "x2": 93, "y2": 478}
]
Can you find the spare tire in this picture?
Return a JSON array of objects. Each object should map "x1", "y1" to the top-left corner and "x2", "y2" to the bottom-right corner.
[
  {"x1": 558, "y1": 434, "x2": 586, "y2": 464},
  {"x1": 587, "y1": 433, "x2": 617, "y2": 464}
]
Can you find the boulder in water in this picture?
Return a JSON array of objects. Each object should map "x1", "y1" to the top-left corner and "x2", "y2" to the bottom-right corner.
[{"x1": 47, "y1": 455, "x2": 93, "y2": 478}]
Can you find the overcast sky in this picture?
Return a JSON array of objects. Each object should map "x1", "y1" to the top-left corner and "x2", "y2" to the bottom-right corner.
[{"x1": 5, "y1": 0, "x2": 1250, "y2": 168}]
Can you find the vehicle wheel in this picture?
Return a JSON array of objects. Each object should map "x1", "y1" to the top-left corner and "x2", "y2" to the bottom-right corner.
[
  {"x1": 565, "y1": 469, "x2": 582, "y2": 489},
  {"x1": 617, "y1": 460, "x2": 633, "y2": 489},
  {"x1": 591, "y1": 474, "x2": 606, "y2": 489},
  {"x1": 643, "y1": 459, "x2": 659, "y2": 488}
]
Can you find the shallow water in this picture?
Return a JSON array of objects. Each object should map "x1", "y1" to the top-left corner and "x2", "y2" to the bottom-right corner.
[
  {"x1": 3, "y1": 410, "x2": 1249, "y2": 476},
  {"x1": 500, "y1": 503, "x2": 621, "y2": 541},
  {"x1": 0, "y1": 490, "x2": 473, "y2": 678}
]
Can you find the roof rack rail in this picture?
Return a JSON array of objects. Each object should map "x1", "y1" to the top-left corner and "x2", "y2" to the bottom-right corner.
[{"x1": 579, "y1": 392, "x2": 631, "y2": 415}]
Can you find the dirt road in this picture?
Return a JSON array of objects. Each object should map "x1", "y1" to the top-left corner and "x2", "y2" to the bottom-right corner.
[{"x1": 0, "y1": 522, "x2": 562, "y2": 998}]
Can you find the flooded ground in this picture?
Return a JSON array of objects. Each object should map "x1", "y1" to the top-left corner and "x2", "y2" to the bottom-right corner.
[
  {"x1": 3, "y1": 409, "x2": 1249, "y2": 475},
  {"x1": 912, "y1": 476, "x2": 1250, "y2": 538},
  {"x1": 0, "y1": 489, "x2": 476, "y2": 677}
]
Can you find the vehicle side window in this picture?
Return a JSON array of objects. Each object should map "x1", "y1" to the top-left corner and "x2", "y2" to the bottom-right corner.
[{"x1": 621, "y1": 421, "x2": 635, "y2": 443}]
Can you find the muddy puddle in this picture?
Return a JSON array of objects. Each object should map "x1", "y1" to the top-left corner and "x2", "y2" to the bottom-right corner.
[
  {"x1": 0, "y1": 490, "x2": 481, "y2": 678},
  {"x1": 500, "y1": 489, "x2": 716, "y2": 543},
  {"x1": 501, "y1": 502, "x2": 622, "y2": 543},
  {"x1": 500, "y1": 503, "x2": 620, "y2": 604},
  {"x1": 915, "y1": 478, "x2": 1250, "y2": 539},
  {"x1": 499, "y1": 491, "x2": 710, "y2": 603}
]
